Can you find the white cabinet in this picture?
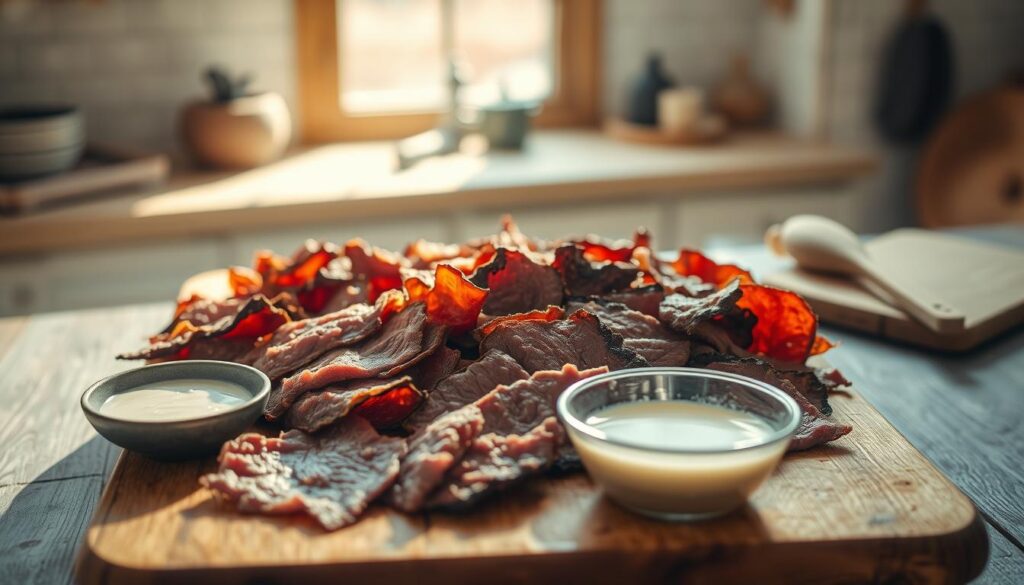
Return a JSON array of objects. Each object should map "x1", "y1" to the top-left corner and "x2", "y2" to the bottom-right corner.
[
  {"x1": 674, "y1": 187, "x2": 855, "y2": 248},
  {"x1": 45, "y1": 240, "x2": 223, "y2": 312},
  {"x1": 0, "y1": 259, "x2": 49, "y2": 316}
]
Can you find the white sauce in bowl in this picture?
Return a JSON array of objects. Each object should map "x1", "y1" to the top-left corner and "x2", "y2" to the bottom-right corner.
[
  {"x1": 569, "y1": 400, "x2": 788, "y2": 519},
  {"x1": 587, "y1": 401, "x2": 774, "y2": 451},
  {"x1": 99, "y1": 378, "x2": 251, "y2": 422}
]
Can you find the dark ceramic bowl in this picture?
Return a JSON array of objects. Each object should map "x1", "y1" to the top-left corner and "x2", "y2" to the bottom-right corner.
[
  {"x1": 0, "y1": 105, "x2": 84, "y2": 180},
  {"x1": 81, "y1": 361, "x2": 270, "y2": 460}
]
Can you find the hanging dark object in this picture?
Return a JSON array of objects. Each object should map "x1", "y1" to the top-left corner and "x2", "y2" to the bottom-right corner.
[
  {"x1": 873, "y1": 0, "x2": 954, "y2": 145},
  {"x1": 626, "y1": 53, "x2": 675, "y2": 126}
]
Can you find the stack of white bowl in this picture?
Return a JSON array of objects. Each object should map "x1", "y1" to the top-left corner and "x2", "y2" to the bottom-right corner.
[{"x1": 0, "y1": 105, "x2": 85, "y2": 182}]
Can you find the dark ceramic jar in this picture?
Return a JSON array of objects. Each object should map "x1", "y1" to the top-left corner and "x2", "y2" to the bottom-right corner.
[{"x1": 627, "y1": 54, "x2": 675, "y2": 126}]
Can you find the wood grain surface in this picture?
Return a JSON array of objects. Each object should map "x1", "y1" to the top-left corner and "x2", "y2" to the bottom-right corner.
[
  {"x1": 0, "y1": 305, "x2": 165, "y2": 585},
  {"x1": 825, "y1": 332, "x2": 1024, "y2": 547},
  {"x1": 75, "y1": 361, "x2": 987, "y2": 585}
]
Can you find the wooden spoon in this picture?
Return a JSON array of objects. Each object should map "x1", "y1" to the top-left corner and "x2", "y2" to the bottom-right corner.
[{"x1": 765, "y1": 215, "x2": 965, "y2": 333}]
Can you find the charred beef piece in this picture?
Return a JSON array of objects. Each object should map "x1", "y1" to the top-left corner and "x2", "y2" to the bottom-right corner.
[
  {"x1": 734, "y1": 283, "x2": 832, "y2": 365},
  {"x1": 200, "y1": 416, "x2": 406, "y2": 531},
  {"x1": 428, "y1": 417, "x2": 564, "y2": 509},
  {"x1": 405, "y1": 239, "x2": 472, "y2": 269},
  {"x1": 255, "y1": 240, "x2": 340, "y2": 298},
  {"x1": 315, "y1": 281, "x2": 370, "y2": 315},
  {"x1": 282, "y1": 332, "x2": 459, "y2": 434},
  {"x1": 664, "y1": 248, "x2": 753, "y2": 289},
  {"x1": 476, "y1": 306, "x2": 564, "y2": 338},
  {"x1": 658, "y1": 280, "x2": 758, "y2": 356},
  {"x1": 291, "y1": 258, "x2": 364, "y2": 315},
  {"x1": 267, "y1": 303, "x2": 444, "y2": 420},
  {"x1": 118, "y1": 294, "x2": 296, "y2": 362},
  {"x1": 658, "y1": 279, "x2": 744, "y2": 334},
  {"x1": 405, "y1": 264, "x2": 489, "y2": 335},
  {"x1": 345, "y1": 238, "x2": 409, "y2": 301},
  {"x1": 283, "y1": 376, "x2": 422, "y2": 433},
  {"x1": 389, "y1": 407, "x2": 484, "y2": 513},
  {"x1": 391, "y1": 365, "x2": 607, "y2": 512},
  {"x1": 243, "y1": 291, "x2": 403, "y2": 380},
  {"x1": 469, "y1": 248, "x2": 564, "y2": 316},
  {"x1": 704, "y1": 361, "x2": 851, "y2": 450},
  {"x1": 596, "y1": 284, "x2": 666, "y2": 317},
  {"x1": 409, "y1": 345, "x2": 463, "y2": 389},
  {"x1": 403, "y1": 349, "x2": 530, "y2": 432},
  {"x1": 479, "y1": 309, "x2": 648, "y2": 373},
  {"x1": 568, "y1": 300, "x2": 690, "y2": 367},
  {"x1": 689, "y1": 351, "x2": 848, "y2": 417},
  {"x1": 169, "y1": 297, "x2": 247, "y2": 331},
  {"x1": 552, "y1": 245, "x2": 640, "y2": 297},
  {"x1": 563, "y1": 229, "x2": 649, "y2": 263}
]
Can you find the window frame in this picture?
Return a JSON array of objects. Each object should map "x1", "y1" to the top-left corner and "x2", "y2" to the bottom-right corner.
[{"x1": 295, "y1": 0, "x2": 601, "y2": 143}]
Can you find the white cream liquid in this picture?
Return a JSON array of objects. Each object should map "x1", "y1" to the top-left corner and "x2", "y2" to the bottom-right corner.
[
  {"x1": 572, "y1": 401, "x2": 787, "y2": 518},
  {"x1": 100, "y1": 379, "x2": 251, "y2": 422},
  {"x1": 587, "y1": 401, "x2": 773, "y2": 451}
]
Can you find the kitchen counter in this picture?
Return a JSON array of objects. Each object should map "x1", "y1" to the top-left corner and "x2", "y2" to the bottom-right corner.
[
  {"x1": 0, "y1": 230, "x2": 1021, "y2": 584},
  {"x1": 0, "y1": 130, "x2": 875, "y2": 256}
]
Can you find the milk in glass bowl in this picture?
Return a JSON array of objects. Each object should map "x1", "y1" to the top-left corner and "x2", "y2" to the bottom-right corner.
[{"x1": 557, "y1": 367, "x2": 800, "y2": 521}]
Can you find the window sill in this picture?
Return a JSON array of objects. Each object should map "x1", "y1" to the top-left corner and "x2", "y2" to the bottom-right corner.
[{"x1": 0, "y1": 129, "x2": 875, "y2": 256}]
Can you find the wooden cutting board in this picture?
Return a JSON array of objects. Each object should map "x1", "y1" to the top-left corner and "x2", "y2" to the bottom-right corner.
[
  {"x1": 764, "y1": 228, "x2": 1024, "y2": 352},
  {"x1": 75, "y1": 363, "x2": 987, "y2": 585},
  {"x1": 0, "y1": 143, "x2": 169, "y2": 214}
]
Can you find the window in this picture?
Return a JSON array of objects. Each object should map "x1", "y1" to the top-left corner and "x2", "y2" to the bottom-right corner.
[{"x1": 296, "y1": 0, "x2": 600, "y2": 142}]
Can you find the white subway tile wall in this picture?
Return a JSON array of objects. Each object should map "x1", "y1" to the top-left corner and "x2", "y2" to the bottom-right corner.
[
  {"x1": 0, "y1": 0, "x2": 1020, "y2": 229},
  {"x1": 0, "y1": 0, "x2": 297, "y2": 158},
  {"x1": 1, "y1": 0, "x2": 767, "y2": 157},
  {"x1": 824, "y1": 0, "x2": 1024, "y2": 231},
  {"x1": 603, "y1": 0, "x2": 762, "y2": 120}
]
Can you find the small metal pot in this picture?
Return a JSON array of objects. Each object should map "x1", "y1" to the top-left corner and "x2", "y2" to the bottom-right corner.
[{"x1": 475, "y1": 102, "x2": 540, "y2": 150}]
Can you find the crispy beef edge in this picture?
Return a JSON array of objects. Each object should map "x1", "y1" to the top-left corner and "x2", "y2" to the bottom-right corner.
[
  {"x1": 571, "y1": 309, "x2": 650, "y2": 370},
  {"x1": 687, "y1": 351, "x2": 836, "y2": 415},
  {"x1": 118, "y1": 294, "x2": 286, "y2": 360},
  {"x1": 468, "y1": 247, "x2": 510, "y2": 288}
]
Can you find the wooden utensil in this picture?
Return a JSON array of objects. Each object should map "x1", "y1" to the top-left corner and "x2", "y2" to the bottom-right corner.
[{"x1": 766, "y1": 215, "x2": 965, "y2": 333}]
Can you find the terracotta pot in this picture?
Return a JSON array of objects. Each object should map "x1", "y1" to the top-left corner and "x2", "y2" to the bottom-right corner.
[
  {"x1": 712, "y1": 54, "x2": 772, "y2": 127},
  {"x1": 180, "y1": 92, "x2": 291, "y2": 169}
]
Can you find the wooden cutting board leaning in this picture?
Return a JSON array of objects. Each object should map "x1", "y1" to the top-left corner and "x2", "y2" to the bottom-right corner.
[{"x1": 765, "y1": 228, "x2": 1024, "y2": 352}]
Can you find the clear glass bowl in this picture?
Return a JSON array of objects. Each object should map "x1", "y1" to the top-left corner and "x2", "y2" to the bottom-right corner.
[{"x1": 557, "y1": 367, "x2": 801, "y2": 521}]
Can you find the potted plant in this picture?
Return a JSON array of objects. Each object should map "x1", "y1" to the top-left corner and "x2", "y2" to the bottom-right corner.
[{"x1": 180, "y1": 67, "x2": 292, "y2": 169}]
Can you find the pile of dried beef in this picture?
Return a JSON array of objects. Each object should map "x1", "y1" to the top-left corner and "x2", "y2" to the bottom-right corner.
[{"x1": 119, "y1": 217, "x2": 851, "y2": 530}]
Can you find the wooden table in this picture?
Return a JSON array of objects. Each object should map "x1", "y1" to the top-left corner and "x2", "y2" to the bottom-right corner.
[{"x1": 1, "y1": 234, "x2": 1021, "y2": 584}]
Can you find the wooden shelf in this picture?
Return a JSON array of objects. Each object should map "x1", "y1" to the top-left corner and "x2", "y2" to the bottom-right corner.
[{"x1": 0, "y1": 130, "x2": 875, "y2": 256}]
